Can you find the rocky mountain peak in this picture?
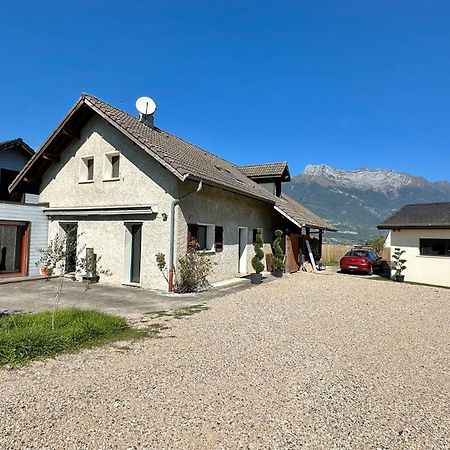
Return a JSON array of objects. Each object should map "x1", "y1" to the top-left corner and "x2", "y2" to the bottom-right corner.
[{"x1": 302, "y1": 164, "x2": 428, "y2": 193}]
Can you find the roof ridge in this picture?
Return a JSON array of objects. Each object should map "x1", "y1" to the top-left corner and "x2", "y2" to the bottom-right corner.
[{"x1": 240, "y1": 161, "x2": 287, "y2": 167}]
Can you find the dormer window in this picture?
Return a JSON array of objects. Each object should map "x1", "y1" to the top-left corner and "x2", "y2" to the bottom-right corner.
[
  {"x1": 104, "y1": 152, "x2": 120, "y2": 181},
  {"x1": 80, "y1": 156, "x2": 94, "y2": 183}
]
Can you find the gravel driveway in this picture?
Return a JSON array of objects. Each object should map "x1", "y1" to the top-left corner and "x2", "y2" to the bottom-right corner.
[{"x1": 1, "y1": 272, "x2": 449, "y2": 449}]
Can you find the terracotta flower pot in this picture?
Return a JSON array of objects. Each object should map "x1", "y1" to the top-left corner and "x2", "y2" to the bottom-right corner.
[{"x1": 40, "y1": 266, "x2": 52, "y2": 277}]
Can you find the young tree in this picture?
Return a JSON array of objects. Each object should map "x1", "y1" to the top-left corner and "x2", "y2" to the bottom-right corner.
[
  {"x1": 272, "y1": 229, "x2": 284, "y2": 271},
  {"x1": 252, "y1": 228, "x2": 265, "y2": 274}
]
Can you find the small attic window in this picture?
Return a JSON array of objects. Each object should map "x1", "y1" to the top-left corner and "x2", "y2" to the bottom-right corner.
[
  {"x1": 79, "y1": 156, "x2": 94, "y2": 183},
  {"x1": 104, "y1": 152, "x2": 120, "y2": 181}
]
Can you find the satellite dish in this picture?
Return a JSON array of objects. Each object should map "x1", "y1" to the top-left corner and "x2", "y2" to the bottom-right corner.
[{"x1": 136, "y1": 97, "x2": 156, "y2": 115}]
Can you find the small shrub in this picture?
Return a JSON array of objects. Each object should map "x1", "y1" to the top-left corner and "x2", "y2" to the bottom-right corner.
[
  {"x1": 272, "y1": 229, "x2": 284, "y2": 270},
  {"x1": 365, "y1": 235, "x2": 386, "y2": 254},
  {"x1": 251, "y1": 228, "x2": 264, "y2": 274},
  {"x1": 175, "y1": 249, "x2": 213, "y2": 293},
  {"x1": 155, "y1": 252, "x2": 169, "y2": 285},
  {"x1": 36, "y1": 234, "x2": 69, "y2": 274}
]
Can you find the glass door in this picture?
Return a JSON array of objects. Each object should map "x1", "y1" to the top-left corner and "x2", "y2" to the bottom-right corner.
[
  {"x1": 0, "y1": 222, "x2": 29, "y2": 276},
  {"x1": 130, "y1": 224, "x2": 142, "y2": 283}
]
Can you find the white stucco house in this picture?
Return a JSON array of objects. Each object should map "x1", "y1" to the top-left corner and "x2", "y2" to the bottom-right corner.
[
  {"x1": 379, "y1": 202, "x2": 450, "y2": 287},
  {"x1": 10, "y1": 94, "x2": 334, "y2": 290},
  {"x1": 0, "y1": 139, "x2": 47, "y2": 279}
]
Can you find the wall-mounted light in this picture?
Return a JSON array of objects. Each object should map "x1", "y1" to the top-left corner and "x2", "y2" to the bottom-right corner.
[{"x1": 161, "y1": 213, "x2": 168, "y2": 221}]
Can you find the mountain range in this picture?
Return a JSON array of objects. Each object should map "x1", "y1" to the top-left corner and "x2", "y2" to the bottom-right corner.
[{"x1": 286, "y1": 165, "x2": 450, "y2": 243}]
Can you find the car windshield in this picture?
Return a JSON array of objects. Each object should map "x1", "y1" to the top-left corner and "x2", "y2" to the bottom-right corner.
[{"x1": 345, "y1": 251, "x2": 368, "y2": 258}]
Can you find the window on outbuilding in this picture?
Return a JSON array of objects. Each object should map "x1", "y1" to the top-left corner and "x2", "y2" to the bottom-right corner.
[{"x1": 420, "y1": 238, "x2": 450, "y2": 257}]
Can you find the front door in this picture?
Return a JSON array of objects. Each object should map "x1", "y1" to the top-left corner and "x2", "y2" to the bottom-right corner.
[
  {"x1": 130, "y1": 224, "x2": 142, "y2": 283},
  {"x1": 238, "y1": 227, "x2": 247, "y2": 273}
]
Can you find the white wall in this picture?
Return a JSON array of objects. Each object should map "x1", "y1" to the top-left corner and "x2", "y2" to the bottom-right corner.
[
  {"x1": 39, "y1": 114, "x2": 179, "y2": 209},
  {"x1": 0, "y1": 202, "x2": 48, "y2": 276},
  {"x1": 176, "y1": 181, "x2": 281, "y2": 283},
  {"x1": 387, "y1": 228, "x2": 450, "y2": 287}
]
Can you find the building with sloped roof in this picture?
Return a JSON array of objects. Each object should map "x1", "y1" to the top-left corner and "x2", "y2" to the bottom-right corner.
[
  {"x1": 1, "y1": 139, "x2": 47, "y2": 279},
  {"x1": 11, "y1": 94, "x2": 335, "y2": 290},
  {"x1": 378, "y1": 202, "x2": 450, "y2": 287}
]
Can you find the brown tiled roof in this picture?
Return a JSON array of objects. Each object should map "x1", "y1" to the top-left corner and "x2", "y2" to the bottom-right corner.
[
  {"x1": 239, "y1": 162, "x2": 290, "y2": 179},
  {"x1": 275, "y1": 195, "x2": 336, "y2": 231},
  {"x1": 83, "y1": 95, "x2": 275, "y2": 203},
  {"x1": 378, "y1": 202, "x2": 450, "y2": 229},
  {"x1": 0, "y1": 138, "x2": 34, "y2": 158},
  {"x1": 10, "y1": 94, "x2": 335, "y2": 231}
]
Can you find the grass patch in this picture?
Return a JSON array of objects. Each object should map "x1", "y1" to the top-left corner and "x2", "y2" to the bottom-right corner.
[
  {"x1": 368, "y1": 275, "x2": 390, "y2": 282},
  {"x1": 149, "y1": 304, "x2": 209, "y2": 319},
  {"x1": 0, "y1": 308, "x2": 145, "y2": 367}
]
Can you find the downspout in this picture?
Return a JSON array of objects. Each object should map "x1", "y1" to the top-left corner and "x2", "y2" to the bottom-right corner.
[{"x1": 168, "y1": 180, "x2": 203, "y2": 292}]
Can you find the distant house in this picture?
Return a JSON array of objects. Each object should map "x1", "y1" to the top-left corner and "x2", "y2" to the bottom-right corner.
[
  {"x1": 10, "y1": 94, "x2": 334, "y2": 290},
  {"x1": 0, "y1": 139, "x2": 47, "y2": 278},
  {"x1": 378, "y1": 202, "x2": 450, "y2": 287}
]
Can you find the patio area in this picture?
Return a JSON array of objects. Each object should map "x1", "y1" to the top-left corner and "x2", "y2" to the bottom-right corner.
[{"x1": 0, "y1": 275, "x2": 274, "y2": 316}]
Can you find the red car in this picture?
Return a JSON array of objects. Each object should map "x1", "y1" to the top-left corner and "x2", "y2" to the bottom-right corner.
[{"x1": 340, "y1": 249, "x2": 382, "y2": 275}]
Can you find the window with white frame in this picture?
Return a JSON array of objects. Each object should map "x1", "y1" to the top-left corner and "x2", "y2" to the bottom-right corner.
[
  {"x1": 187, "y1": 223, "x2": 218, "y2": 252},
  {"x1": 80, "y1": 156, "x2": 94, "y2": 182},
  {"x1": 104, "y1": 152, "x2": 120, "y2": 180}
]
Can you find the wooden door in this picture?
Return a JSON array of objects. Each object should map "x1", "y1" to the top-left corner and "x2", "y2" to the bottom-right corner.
[{"x1": 285, "y1": 233, "x2": 300, "y2": 273}]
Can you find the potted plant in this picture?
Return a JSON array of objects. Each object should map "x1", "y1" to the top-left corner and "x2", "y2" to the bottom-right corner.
[
  {"x1": 251, "y1": 228, "x2": 264, "y2": 284},
  {"x1": 36, "y1": 234, "x2": 67, "y2": 277},
  {"x1": 391, "y1": 247, "x2": 406, "y2": 282},
  {"x1": 77, "y1": 249, "x2": 111, "y2": 284},
  {"x1": 271, "y1": 229, "x2": 284, "y2": 277}
]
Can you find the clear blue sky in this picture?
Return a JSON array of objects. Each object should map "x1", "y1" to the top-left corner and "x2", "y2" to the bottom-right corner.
[{"x1": 1, "y1": 1, "x2": 449, "y2": 181}]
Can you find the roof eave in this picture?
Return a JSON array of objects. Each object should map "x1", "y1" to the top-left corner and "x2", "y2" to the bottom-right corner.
[
  {"x1": 274, "y1": 205, "x2": 336, "y2": 231},
  {"x1": 9, "y1": 96, "x2": 88, "y2": 193}
]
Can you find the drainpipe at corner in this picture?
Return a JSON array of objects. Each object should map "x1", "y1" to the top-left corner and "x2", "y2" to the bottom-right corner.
[{"x1": 168, "y1": 180, "x2": 203, "y2": 292}]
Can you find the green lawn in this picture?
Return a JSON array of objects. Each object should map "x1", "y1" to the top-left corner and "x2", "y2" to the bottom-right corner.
[{"x1": 0, "y1": 308, "x2": 144, "y2": 367}]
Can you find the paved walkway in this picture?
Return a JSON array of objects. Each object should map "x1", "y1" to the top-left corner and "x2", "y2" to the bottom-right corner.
[{"x1": 0, "y1": 275, "x2": 274, "y2": 316}]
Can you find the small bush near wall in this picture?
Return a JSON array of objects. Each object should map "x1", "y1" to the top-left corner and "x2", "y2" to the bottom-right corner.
[
  {"x1": 176, "y1": 250, "x2": 214, "y2": 293},
  {"x1": 0, "y1": 308, "x2": 143, "y2": 367}
]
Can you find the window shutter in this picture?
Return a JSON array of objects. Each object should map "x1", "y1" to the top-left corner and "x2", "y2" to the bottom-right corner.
[{"x1": 215, "y1": 226, "x2": 224, "y2": 252}]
